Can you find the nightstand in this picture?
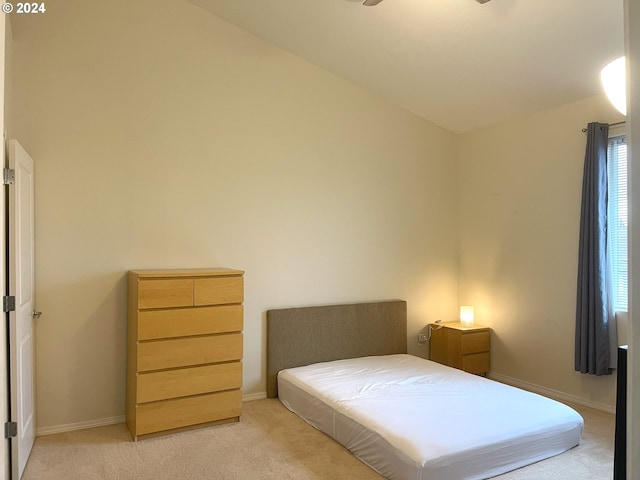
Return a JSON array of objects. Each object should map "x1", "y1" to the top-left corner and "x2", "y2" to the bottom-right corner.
[{"x1": 429, "y1": 322, "x2": 490, "y2": 375}]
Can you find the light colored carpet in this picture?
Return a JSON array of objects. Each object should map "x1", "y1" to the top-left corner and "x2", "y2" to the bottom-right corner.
[{"x1": 22, "y1": 399, "x2": 613, "y2": 480}]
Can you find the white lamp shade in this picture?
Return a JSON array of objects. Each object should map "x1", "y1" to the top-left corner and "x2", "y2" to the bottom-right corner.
[
  {"x1": 601, "y1": 56, "x2": 626, "y2": 116},
  {"x1": 460, "y1": 306, "x2": 474, "y2": 326}
]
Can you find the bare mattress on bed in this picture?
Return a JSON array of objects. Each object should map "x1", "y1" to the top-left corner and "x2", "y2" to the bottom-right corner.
[{"x1": 278, "y1": 354, "x2": 584, "y2": 480}]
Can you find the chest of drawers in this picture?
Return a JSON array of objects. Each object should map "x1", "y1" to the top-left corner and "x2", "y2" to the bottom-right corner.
[
  {"x1": 429, "y1": 322, "x2": 490, "y2": 375},
  {"x1": 126, "y1": 268, "x2": 244, "y2": 440}
]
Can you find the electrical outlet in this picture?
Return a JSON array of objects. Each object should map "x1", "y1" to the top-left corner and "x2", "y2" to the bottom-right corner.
[{"x1": 417, "y1": 333, "x2": 428, "y2": 345}]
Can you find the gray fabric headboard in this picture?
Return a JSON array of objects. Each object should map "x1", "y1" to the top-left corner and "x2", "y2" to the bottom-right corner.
[{"x1": 266, "y1": 300, "x2": 407, "y2": 398}]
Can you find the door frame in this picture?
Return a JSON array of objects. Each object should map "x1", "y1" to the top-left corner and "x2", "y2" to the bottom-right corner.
[{"x1": 0, "y1": 12, "x2": 9, "y2": 480}]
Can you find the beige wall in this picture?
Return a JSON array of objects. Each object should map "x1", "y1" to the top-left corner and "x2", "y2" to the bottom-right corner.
[
  {"x1": 10, "y1": 0, "x2": 626, "y2": 433},
  {"x1": 9, "y1": 0, "x2": 459, "y2": 431},
  {"x1": 458, "y1": 94, "x2": 625, "y2": 410}
]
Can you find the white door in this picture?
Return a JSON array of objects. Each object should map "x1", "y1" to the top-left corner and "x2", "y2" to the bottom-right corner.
[{"x1": 8, "y1": 140, "x2": 35, "y2": 479}]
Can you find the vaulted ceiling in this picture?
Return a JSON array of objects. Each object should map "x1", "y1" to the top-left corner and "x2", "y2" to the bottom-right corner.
[{"x1": 188, "y1": 0, "x2": 624, "y2": 133}]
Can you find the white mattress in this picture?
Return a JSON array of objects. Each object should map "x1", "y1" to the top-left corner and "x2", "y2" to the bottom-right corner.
[{"x1": 278, "y1": 354, "x2": 584, "y2": 480}]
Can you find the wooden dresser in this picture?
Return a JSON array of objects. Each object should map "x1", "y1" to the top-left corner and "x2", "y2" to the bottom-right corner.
[
  {"x1": 126, "y1": 268, "x2": 244, "y2": 440},
  {"x1": 429, "y1": 322, "x2": 490, "y2": 375}
]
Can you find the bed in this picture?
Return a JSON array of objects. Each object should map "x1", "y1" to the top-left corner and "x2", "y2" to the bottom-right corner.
[{"x1": 266, "y1": 300, "x2": 584, "y2": 480}]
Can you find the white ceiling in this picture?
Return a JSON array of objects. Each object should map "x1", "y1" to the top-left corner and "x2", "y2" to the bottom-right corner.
[{"x1": 188, "y1": 0, "x2": 625, "y2": 134}]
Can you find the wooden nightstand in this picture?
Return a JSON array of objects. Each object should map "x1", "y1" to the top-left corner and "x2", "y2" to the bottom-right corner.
[{"x1": 429, "y1": 322, "x2": 490, "y2": 375}]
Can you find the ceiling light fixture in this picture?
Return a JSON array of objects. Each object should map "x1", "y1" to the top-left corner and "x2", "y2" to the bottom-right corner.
[{"x1": 601, "y1": 56, "x2": 626, "y2": 116}]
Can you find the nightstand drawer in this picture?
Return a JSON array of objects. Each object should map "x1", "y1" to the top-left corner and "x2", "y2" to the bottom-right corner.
[
  {"x1": 138, "y1": 305, "x2": 243, "y2": 340},
  {"x1": 138, "y1": 279, "x2": 193, "y2": 309},
  {"x1": 138, "y1": 333, "x2": 243, "y2": 371},
  {"x1": 194, "y1": 277, "x2": 244, "y2": 306},
  {"x1": 462, "y1": 352, "x2": 490, "y2": 374},
  {"x1": 137, "y1": 362, "x2": 242, "y2": 403},
  {"x1": 429, "y1": 322, "x2": 491, "y2": 375},
  {"x1": 461, "y1": 331, "x2": 490, "y2": 354}
]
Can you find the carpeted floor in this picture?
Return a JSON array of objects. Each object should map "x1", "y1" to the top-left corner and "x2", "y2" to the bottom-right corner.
[{"x1": 22, "y1": 398, "x2": 614, "y2": 480}]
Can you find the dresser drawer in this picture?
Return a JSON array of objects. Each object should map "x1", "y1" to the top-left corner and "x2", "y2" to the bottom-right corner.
[
  {"x1": 138, "y1": 333, "x2": 243, "y2": 371},
  {"x1": 194, "y1": 276, "x2": 243, "y2": 306},
  {"x1": 135, "y1": 390, "x2": 242, "y2": 436},
  {"x1": 138, "y1": 305, "x2": 243, "y2": 340},
  {"x1": 462, "y1": 352, "x2": 490, "y2": 374},
  {"x1": 137, "y1": 362, "x2": 242, "y2": 403},
  {"x1": 138, "y1": 279, "x2": 193, "y2": 309},
  {"x1": 461, "y1": 331, "x2": 490, "y2": 355}
]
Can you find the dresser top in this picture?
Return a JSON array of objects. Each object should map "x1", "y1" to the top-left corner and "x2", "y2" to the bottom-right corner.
[{"x1": 129, "y1": 268, "x2": 244, "y2": 278}]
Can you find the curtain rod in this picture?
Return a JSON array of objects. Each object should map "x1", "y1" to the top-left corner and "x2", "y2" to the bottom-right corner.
[{"x1": 581, "y1": 121, "x2": 626, "y2": 133}]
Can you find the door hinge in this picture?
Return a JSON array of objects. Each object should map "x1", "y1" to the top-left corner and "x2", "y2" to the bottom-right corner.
[
  {"x1": 4, "y1": 422, "x2": 16, "y2": 439},
  {"x1": 2, "y1": 168, "x2": 14, "y2": 185},
  {"x1": 2, "y1": 296, "x2": 15, "y2": 313}
]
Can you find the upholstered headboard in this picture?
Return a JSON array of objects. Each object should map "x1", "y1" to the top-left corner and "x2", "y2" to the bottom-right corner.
[{"x1": 266, "y1": 300, "x2": 407, "y2": 398}]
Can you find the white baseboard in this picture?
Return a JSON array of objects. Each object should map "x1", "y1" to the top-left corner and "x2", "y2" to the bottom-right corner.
[
  {"x1": 242, "y1": 392, "x2": 267, "y2": 402},
  {"x1": 37, "y1": 415, "x2": 126, "y2": 436},
  {"x1": 489, "y1": 372, "x2": 616, "y2": 414},
  {"x1": 36, "y1": 393, "x2": 270, "y2": 436}
]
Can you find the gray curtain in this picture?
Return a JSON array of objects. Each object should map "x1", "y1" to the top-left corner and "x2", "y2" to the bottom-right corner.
[{"x1": 575, "y1": 122, "x2": 613, "y2": 376}]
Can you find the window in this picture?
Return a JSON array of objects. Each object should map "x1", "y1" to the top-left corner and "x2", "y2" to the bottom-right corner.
[{"x1": 608, "y1": 134, "x2": 628, "y2": 312}]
